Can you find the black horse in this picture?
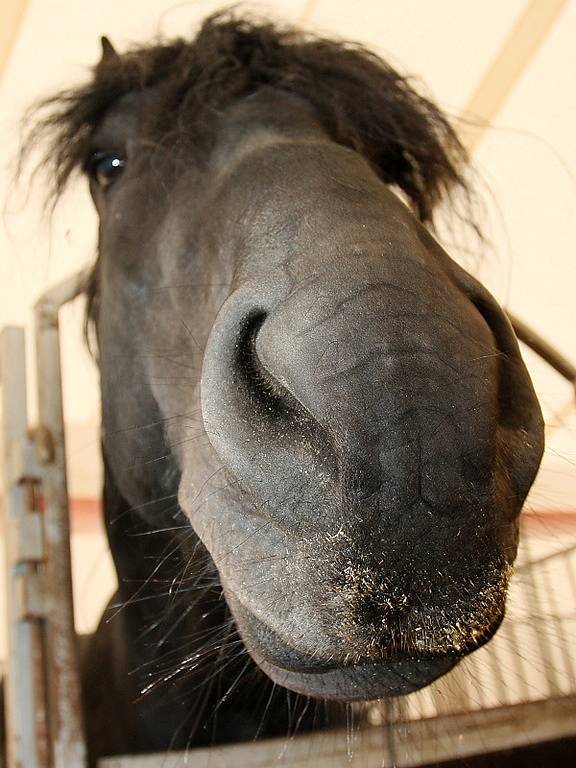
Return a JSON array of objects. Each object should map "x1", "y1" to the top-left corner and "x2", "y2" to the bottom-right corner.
[{"x1": 27, "y1": 12, "x2": 544, "y2": 764}]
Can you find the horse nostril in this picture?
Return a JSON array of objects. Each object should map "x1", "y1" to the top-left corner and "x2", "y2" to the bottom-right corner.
[
  {"x1": 236, "y1": 311, "x2": 313, "y2": 424},
  {"x1": 237, "y1": 312, "x2": 280, "y2": 398}
]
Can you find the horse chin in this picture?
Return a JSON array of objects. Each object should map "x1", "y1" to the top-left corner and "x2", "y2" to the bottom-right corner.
[
  {"x1": 252, "y1": 654, "x2": 459, "y2": 701},
  {"x1": 226, "y1": 592, "x2": 460, "y2": 701}
]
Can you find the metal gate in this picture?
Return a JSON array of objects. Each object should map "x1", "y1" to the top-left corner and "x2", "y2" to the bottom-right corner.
[{"x1": 0, "y1": 272, "x2": 88, "y2": 768}]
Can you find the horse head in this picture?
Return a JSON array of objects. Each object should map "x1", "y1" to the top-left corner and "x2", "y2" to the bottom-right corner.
[{"x1": 29, "y1": 13, "x2": 543, "y2": 709}]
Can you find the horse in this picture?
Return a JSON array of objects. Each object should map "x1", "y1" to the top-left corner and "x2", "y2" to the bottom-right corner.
[{"x1": 26, "y1": 12, "x2": 545, "y2": 764}]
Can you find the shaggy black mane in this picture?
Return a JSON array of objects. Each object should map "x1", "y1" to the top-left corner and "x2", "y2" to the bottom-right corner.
[{"x1": 24, "y1": 10, "x2": 471, "y2": 223}]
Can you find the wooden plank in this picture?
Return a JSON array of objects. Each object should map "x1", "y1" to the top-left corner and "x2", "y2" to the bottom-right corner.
[
  {"x1": 0, "y1": 0, "x2": 29, "y2": 79},
  {"x1": 100, "y1": 694, "x2": 576, "y2": 768},
  {"x1": 299, "y1": 0, "x2": 317, "y2": 24},
  {"x1": 458, "y1": 0, "x2": 567, "y2": 151}
]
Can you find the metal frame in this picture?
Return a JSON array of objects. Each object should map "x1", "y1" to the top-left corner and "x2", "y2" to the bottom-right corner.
[
  {"x1": 1, "y1": 270, "x2": 88, "y2": 768},
  {"x1": 0, "y1": 269, "x2": 575, "y2": 767},
  {"x1": 1, "y1": 326, "x2": 50, "y2": 768}
]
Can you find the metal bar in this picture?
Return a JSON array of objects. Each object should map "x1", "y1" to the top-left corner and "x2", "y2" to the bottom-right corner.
[
  {"x1": 34, "y1": 275, "x2": 88, "y2": 768},
  {"x1": 429, "y1": 662, "x2": 472, "y2": 715},
  {"x1": 520, "y1": 536, "x2": 562, "y2": 696},
  {"x1": 509, "y1": 313, "x2": 576, "y2": 395},
  {"x1": 1, "y1": 327, "x2": 50, "y2": 768},
  {"x1": 539, "y1": 557, "x2": 576, "y2": 691},
  {"x1": 509, "y1": 312, "x2": 576, "y2": 437},
  {"x1": 499, "y1": 619, "x2": 530, "y2": 701},
  {"x1": 99, "y1": 695, "x2": 576, "y2": 768},
  {"x1": 34, "y1": 270, "x2": 90, "y2": 315},
  {"x1": 516, "y1": 544, "x2": 576, "y2": 571}
]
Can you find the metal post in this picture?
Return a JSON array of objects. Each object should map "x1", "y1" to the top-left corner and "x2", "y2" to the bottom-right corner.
[
  {"x1": 34, "y1": 272, "x2": 89, "y2": 768},
  {"x1": 1, "y1": 327, "x2": 50, "y2": 768}
]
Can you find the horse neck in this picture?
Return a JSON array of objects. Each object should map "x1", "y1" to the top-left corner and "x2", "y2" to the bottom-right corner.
[{"x1": 101, "y1": 451, "x2": 226, "y2": 658}]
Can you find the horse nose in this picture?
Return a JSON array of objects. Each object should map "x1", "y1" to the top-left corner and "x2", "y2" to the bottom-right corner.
[
  {"x1": 202, "y1": 267, "x2": 488, "y2": 510},
  {"x1": 443, "y1": 256, "x2": 544, "y2": 499},
  {"x1": 201, "y1": 279, "x2": 338, "y2": 520}
]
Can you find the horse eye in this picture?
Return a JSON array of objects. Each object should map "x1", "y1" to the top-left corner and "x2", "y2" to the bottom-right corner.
[{"x1": 87, "y1": 151, "x2": 126, "y2": 189}]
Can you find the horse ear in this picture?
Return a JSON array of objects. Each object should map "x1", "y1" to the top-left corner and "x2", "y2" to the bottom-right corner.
[{"x1": 99, "y1": 36, "x2": 119, "y2": 66}]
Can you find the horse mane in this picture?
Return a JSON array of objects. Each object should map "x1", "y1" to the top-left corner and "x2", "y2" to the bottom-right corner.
[{"x1": 23, "y1": 10, "x2": 472, "y2": 224}]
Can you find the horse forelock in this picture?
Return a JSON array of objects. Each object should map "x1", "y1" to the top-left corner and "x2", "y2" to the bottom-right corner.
[{"x1": 21, "y1": 9, "x2": 473, "y2": 223}]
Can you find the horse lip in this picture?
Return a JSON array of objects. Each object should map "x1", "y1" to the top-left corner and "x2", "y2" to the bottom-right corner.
[
  {"x1": 225, "y1": 590, "x2": 344, "y2": 672},
  {"x1": 243, "y1": 614, "x2": 459, "y2": 676},
  {"x1": 241, "y1": 615, "x2": 461, "y2": 699},
  {"x1": 252, "y1": 651, "x2": 459, "y2": 701},
  {"x1": 227, "y1": 591, "x2": 461, "y2": 696}
]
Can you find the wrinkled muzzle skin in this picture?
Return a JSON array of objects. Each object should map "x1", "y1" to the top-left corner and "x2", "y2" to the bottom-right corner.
[{"x1": 95, "y1": 90, "x2": 544, "y2": 702}]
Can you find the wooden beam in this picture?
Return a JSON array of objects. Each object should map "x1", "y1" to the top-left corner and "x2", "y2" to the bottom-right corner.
[
  {"x1": 0, "y1": 0, "x2": 29, "y2": 79},
  {"x1": 458, "y1": 0, "x2": 567, "y2": 152},
  {"x1": 299, "y1": 0, "x2": 317, "y2": 25}
]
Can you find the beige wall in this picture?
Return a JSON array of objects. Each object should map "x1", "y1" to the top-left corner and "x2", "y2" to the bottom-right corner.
[{"x1": 1, "y1": 0, "x2": 575, "y2": 507}]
